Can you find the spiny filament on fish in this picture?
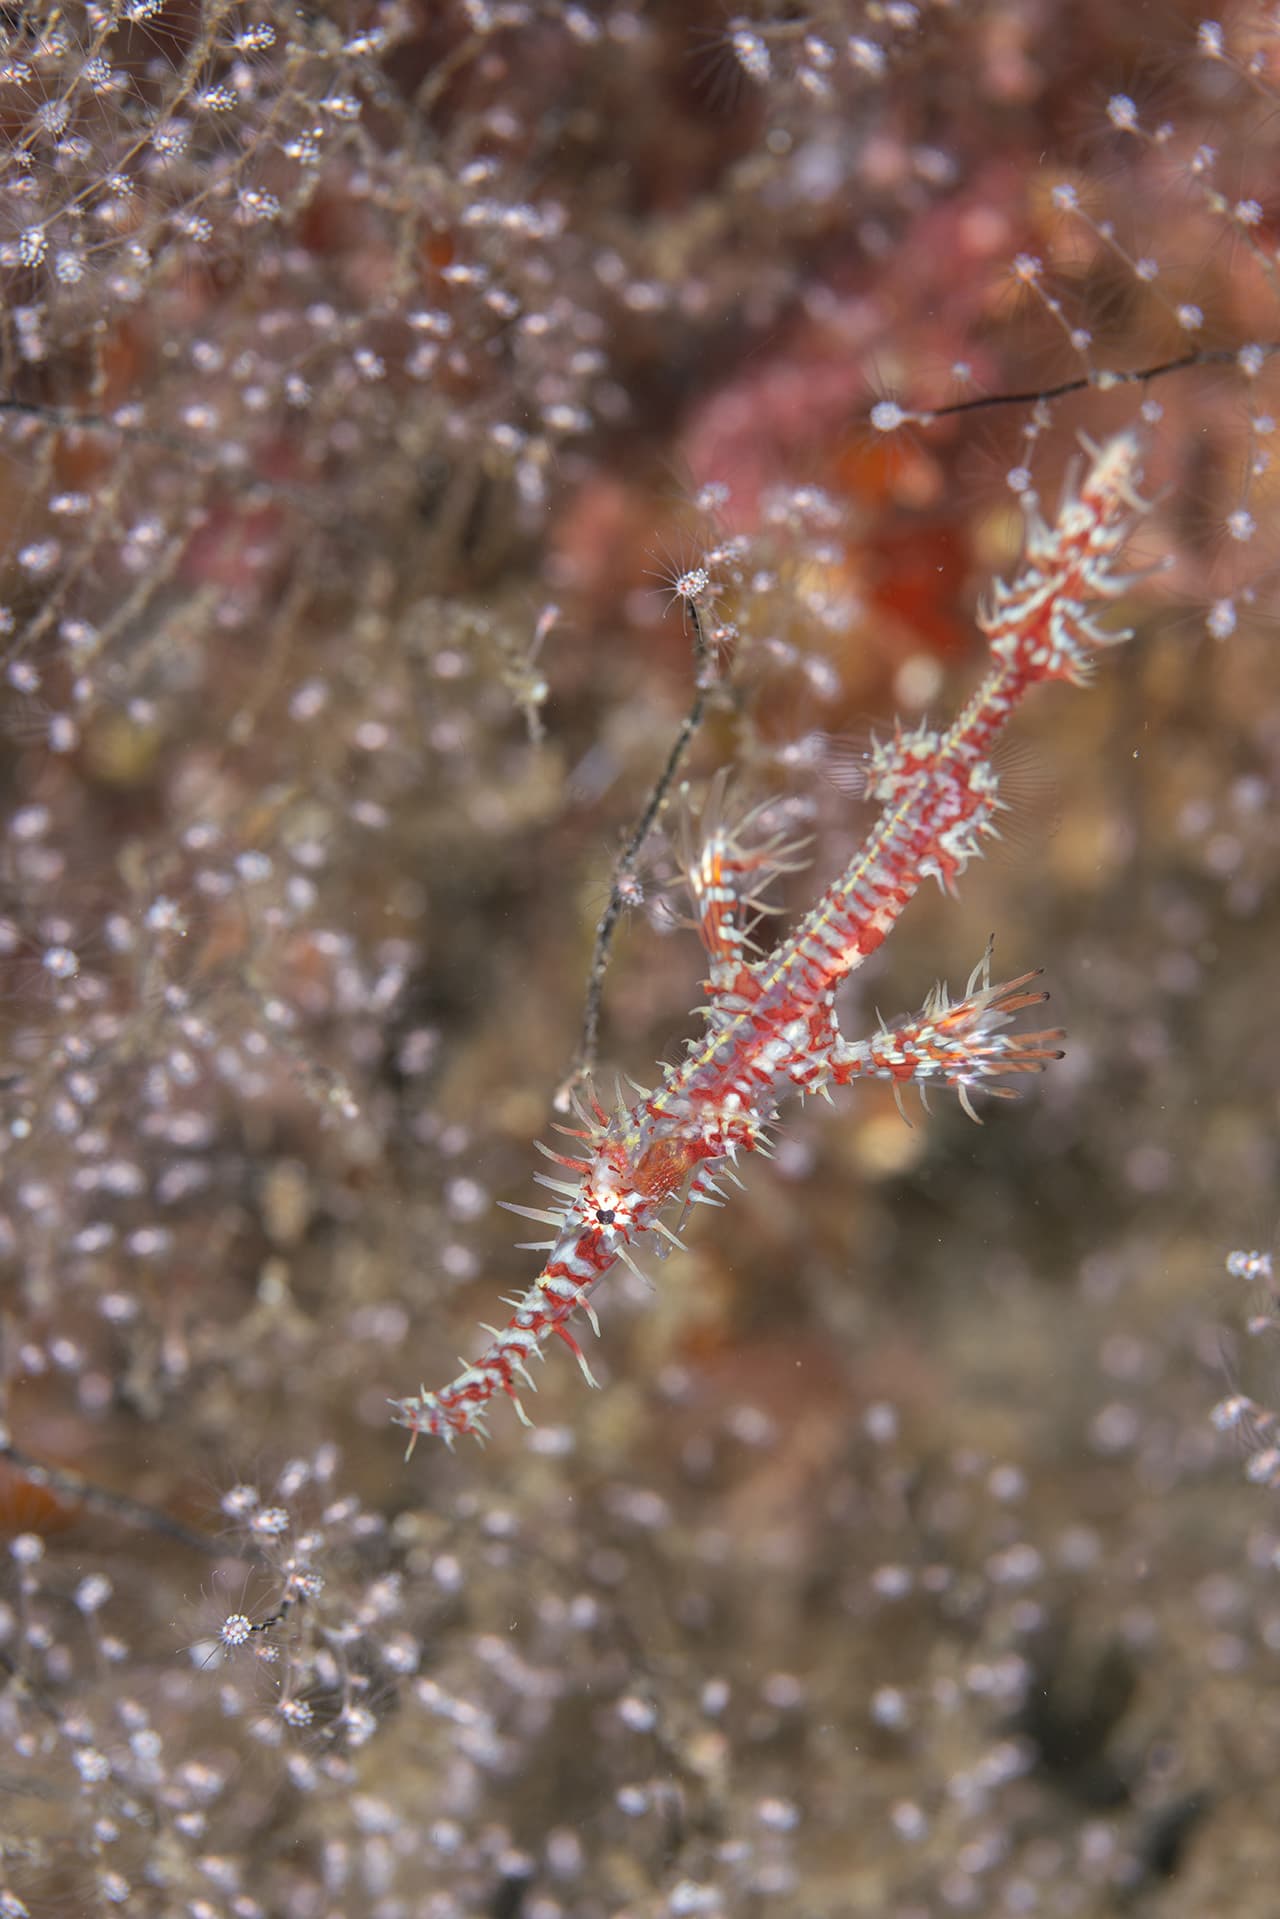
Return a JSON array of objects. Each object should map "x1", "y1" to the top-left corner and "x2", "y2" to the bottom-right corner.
[{"x1": 391, "y1": 431, "x2": 1146, "y2": 1452}]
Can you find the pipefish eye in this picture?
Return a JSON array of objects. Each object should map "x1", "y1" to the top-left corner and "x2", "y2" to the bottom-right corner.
[{"x1": 595, "y1": 1207, "x2": 616, "y2": 1225}]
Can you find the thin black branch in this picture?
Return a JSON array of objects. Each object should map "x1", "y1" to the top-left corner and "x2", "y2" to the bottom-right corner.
[
  {"x1": 0, "y1": 393, "x2": 327, "y2": 516},
  {"x1": 920, "y1": 345, "x2": 1277, "y2": 422},
  {"x1": 0, "y1": 1435, "x2": 226, "y2": 1557},
  {"x1": 557, "y1": 603, "x2": 713, "y2": 1107}
]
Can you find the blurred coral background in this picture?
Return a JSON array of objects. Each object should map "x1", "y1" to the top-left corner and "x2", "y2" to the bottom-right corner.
[{"x1": 2, "y1": 3, "x2": 1280, "y2": 1913}]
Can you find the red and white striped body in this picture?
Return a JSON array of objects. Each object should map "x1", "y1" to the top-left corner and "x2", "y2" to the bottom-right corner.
[{"x1": 391, "y1": 432, "x2": 1144, "y2": 1450}]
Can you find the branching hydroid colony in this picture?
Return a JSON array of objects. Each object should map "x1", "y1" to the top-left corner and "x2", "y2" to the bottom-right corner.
[{"x1": 392, "y1": 432, "x2": 1147, "y2": 1452}]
